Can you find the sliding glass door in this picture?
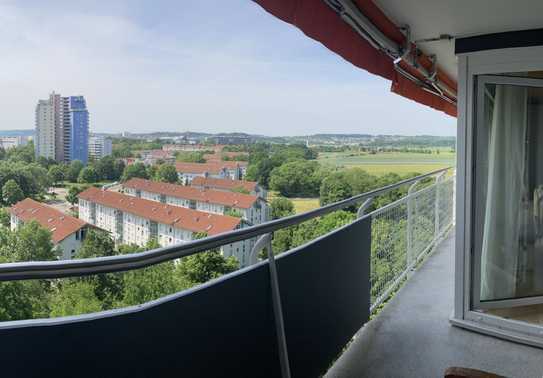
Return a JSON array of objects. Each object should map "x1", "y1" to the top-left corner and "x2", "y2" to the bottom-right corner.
[{"x1": 473, "y1": 75, "x2": 543, "y2": 311}]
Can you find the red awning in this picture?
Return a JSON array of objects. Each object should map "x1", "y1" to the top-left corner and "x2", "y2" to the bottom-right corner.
[{"x1": 254, "y1": 0, "x2": 457, "y2": 117}]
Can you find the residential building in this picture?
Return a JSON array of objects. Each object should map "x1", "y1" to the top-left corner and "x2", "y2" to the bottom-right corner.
[
  {"x1": 78, "y1": 187, "x2": 255, "y2": 266},
  {"x1": 136, "y1": 149, "x2": 175, "y2": 166},
  {"x1": 35, "y1": 92, "x2": 89, "y2": 164},
  {"x1": 0, "y1": 136, "x2": 29, "y2": 150},
  {"x1": 88, "y1": 135, "x2": 112, "y2": 160},
  {"x1": 175, "y1": 162, "x2": 246, "y2": 184},
  {"x1": 9, "y1": 198, "x2": 89, "y2": 260},
  {"x1": 191, "y1": 176, "x2": 266, "y2": 199},
  {"x1": 35, "y1": 95, "x2": 56, "y2": 160},
  {"x1": 122, "y1": 178, "x2": 267, "y2": 225}
]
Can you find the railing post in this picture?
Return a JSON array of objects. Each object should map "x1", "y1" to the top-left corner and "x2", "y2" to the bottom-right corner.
[
  {"x1": 357, "y1": 197, "x2": 374, "y2": 218},
  {"x1": 407, "y1": 180, "x2": 419, "y2": 270},
  {"x1": 434, "y1": 172, "x2": 445, "y2": 241},
  {"x1": 251, "y1": 233, "x2": 291, "y2": 378}
]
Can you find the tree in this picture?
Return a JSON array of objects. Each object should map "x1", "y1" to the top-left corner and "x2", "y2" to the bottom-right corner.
[
  {"x1": 121, "y1": 261, "x2": 181, "y2": 306},
  {"x1": 176, "y1": 251, "x2": 238, "y2": 285},
  {"x1": 78, "y1": 166, "x2": 98, "y2": 183},
  {"x1": 113, "y1": 159, "x2": 126, "y2": 180},
  {"x1": 0, "y1": 208, "x2": 9, "y2": 227},
  {"x1": 48, "y1": 165, "x2": 64, "y2": 185},
  {"x1": 2, "y1": 179, "x2": 24, "y2": 205},
  {"x1": 121, "y1": 162, "x2": 149, "y2": 182},
  {"x1": 175, "y1": 151, "x2": 205, "y2": 163},
  {"x1": 155, "y1": 164, "x2": 178, "y2": 183},
  {"x1": 269, "y1": 160, "x2": 323, "y2": 197},
  {"x1": 49, "y1": 281, "x2": 102, "y2": 317},
  {"x1": 66, "y1": 185, "x2": 88, "y2": 205},
  {"x1": 270, "y1": 197, "x2": 295, "y2": 219},
  {"x1": 75, "y1": 229, "x2": 116, "y2": 259},
  {"x1": 0, "y1": 220, "x2": 56, "y2": 262},
  {"x1": 95, "y1": 156, "x2": 116, "y2": 181},
  {"x1": 224, "y1": 208, "x2": 243, "y2": 218},
  {"x1": 319, "y1": 172, "x2": 352, "y2": 206},
  {"x1": 66, "y1": 160, "x2": 84, "y2": 182}
]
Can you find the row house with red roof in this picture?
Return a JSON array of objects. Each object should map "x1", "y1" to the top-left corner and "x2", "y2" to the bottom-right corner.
[{"x1": 78, "y1": 187, "x2": 256, "y2": 267}]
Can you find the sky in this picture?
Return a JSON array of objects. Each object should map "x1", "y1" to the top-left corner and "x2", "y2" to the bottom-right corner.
[{"x1": 0, "y1": 0, "x2": 456, "y2": 136}]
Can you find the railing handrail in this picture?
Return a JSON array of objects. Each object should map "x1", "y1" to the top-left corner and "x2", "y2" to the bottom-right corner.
[{"x1": 0, "y1": 166, "x2": 453, "y2": 282}]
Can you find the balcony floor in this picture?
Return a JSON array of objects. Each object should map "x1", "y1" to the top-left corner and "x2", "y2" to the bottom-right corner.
[{"x1": 326, "y1": 230, "x2": 543, "y2": 378}]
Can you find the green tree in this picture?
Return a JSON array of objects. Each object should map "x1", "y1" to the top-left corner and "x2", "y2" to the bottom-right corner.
[
  {"x1": 66, "y1": 160, "x2": 84, "y2": 182},
  {"x1": 78, "y1": 166, "x2": 98, "y2": 183},
  {"x1": 66, "y1": 185, "x2": 88, "y2": 205},
  {"x1": 319, "y1": 172, "x2": 353, "y2": 206},
  {"x1": 2, "y1": 179, "x2": 25, "y2": 205},
  {"x1": 0, "y1": 220, "x2": 56, "y2": 262},
  {"x1": 95, "y1": 156, "x2": 116, "y2": 181},
  {"x1": 49, "y1": 281, "x2": 102, "y2": 317},
  {"x1": 155, "y1": 164, "x2": 178, "y2": 183},
  {"x1": 48, "y1": 165, "x2": 64, "y2": 185},
  {"x1": 121, "y1": 162, "x2": 149, "y2": 182},
  {"x1": 175, "y1": 151, "x2": 205, "y2": 163},
  {"x1": 0, "y1": 208, "x2": 10, "y2": 227},
  {"x1": 270, "y1": 197, "x2": 295, "y2": 219},
  {"x1": 75, "y1": 229, "x2": 116, "y2": 259},
  {"x1": 176, "y1": 251, "x2": 238, "y2": 285},
  {"x1": 121, "y1": 261, "x2": 181, "y2": 306},
  {"x1": 269, "y1": 160, "x2": 323, "y2": 197}
]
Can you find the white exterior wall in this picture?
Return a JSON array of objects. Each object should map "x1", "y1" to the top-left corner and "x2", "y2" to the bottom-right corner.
[
  {"x1": 57, "y1": 232, "x2": 84, "y2": 260},
  {"x1": 10, "y1": 213, "x2": 84, "y2": 260},
  {"x1": 122, "y1": 212, "x2": 151, "y2": 246},
  {"x1": 35, "y1": 99, "x2": 56, "y2": 160},
  {"x1": 89, "y1": 135, "x2": 112, "y2": 159}
]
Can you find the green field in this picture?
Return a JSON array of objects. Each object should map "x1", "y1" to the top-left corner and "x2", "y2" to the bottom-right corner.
[
  {"x1": 268, "y1": 191, "x2": 321, "y2": 214},
  {"x1": 317, "y1": 150, "x2": 455, "y2": 175}
]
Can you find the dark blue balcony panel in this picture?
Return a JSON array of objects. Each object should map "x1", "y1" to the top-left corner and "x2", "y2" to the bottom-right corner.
[{"x1": 0, "y1": 216, "x2": 371, "y2": 378}]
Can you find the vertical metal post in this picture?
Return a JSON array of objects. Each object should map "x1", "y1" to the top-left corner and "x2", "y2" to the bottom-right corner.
[
  {"x1": 434, "y1": 172, "x2": 445, "y2": 240},
  {"x1": 357, "y1": 197, "x2": 374, "y2": 218},
  {"x1": 251, "y1": 233, "x2": 291, "y2": 378},
  {"x1": 407, "y1": 180, "x2": 419, "y2": 270}
]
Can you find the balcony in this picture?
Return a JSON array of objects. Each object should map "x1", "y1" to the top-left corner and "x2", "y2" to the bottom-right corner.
[{"x1": 2, "y1": 168, "x2": 540, "y2": 377}]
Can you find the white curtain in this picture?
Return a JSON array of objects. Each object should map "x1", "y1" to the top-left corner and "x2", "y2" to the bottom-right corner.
[{"x1": 481, "y1": 84, "x2": 528, "y2": 301}]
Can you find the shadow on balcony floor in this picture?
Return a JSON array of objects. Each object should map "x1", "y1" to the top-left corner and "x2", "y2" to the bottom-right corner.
[{"x1": 326, "y1": 230, "x2": 543, "y2": 378}]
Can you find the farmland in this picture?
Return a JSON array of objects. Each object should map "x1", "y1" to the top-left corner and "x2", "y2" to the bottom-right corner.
[{"x1": 317, "y1": 149, "x2": 455, "y2": 175}]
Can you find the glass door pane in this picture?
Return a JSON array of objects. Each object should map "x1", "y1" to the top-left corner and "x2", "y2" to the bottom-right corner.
[{"x1": 474, "y1": 76, "x2": 543, "y2": 308}]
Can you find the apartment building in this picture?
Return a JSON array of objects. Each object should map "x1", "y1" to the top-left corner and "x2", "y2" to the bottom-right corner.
[
  {"x1": 175, "y1": 162, "x2": 246, "y2": 184},
  {"x1": 9, "y1": 198, "x2": 89, "y2": 260},
  {"x1": 123, "y1": 178, "x2": 267, "y2": 225},
  {"x1": 78, "y1": 187, "x2": 256, "y2": 267},
  {"x1": 191, "y1": 176, "x2": 266, "y2": 199},
  {"x1": 89, "y1": 135, "x2": 112, "y2": 160},
  {"x1": 35, "y1": 92, "x2": 89, "y2": 164},
  {"x1": 0, "y1": 136, "x2": 29, "y2": 150},
  {"x1": 137, "y1": 149, "x2": 175, "y2": 166}
]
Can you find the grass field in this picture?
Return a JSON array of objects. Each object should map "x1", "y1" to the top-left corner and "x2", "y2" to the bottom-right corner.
[
  {"x1": 268, "y1": 191, "x2": 321, "y2": 214},
  {"x1": 317, "y1": 150, "x2": 455, "y2": 175}
]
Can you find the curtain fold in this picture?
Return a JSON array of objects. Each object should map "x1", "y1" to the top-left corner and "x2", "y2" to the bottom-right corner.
[{"x1": 481, "y1": 85, "x2": 528, "y2": 301}]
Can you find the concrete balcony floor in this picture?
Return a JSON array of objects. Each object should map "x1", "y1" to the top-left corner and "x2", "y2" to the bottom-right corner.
[{"x1": 326, "y1": 230, "x2": 543, "y2": 378}]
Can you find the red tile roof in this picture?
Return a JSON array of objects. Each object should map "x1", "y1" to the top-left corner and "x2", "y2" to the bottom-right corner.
[
  {"x1": 123, "y1": 178, "x2": 257, "y2": 209},
  {"x1": 191, "y1": 177, "x2": 258, "y2": 193},
  {"x1": 9, "y1": 198, "x2": 87, "y2": 243},
  {"x1": 175, "y1": 161, "x2": 247, "y2": 174},
  {"x1": 78, "y1": 187, "x2": 241, "y2": 235}
]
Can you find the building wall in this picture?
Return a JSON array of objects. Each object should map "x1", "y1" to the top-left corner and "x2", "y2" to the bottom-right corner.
[
  {"x1": 68, "y1": 96, "x2": 89, "y2": 164},
  {"x1": 89, "y1": 135, "x2": 112, "y2": 160},
  {"x1": 10, "y1": 213, "x2": 84, "y2": 260},
  {"x1": 78, "y1": 198, "x2": 256, "y2": 267},
  {"x1": 124, "y1": 188, "x2": 266, "y2": 225},
  {"x1": 35, "y1": 98, "x2": 56, "y2": 160}
]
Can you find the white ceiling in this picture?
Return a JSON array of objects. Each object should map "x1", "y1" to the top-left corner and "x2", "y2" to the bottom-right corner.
[{"x1": 374, "y1": 0, "x2": 543, "y2": 79}]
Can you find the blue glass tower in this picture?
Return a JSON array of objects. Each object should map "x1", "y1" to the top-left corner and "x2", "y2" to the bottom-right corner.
[{"x1": 68, "y1": 96, "x2": 89, "y2": 164}]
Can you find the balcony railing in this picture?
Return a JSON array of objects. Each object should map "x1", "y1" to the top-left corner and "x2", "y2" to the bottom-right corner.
[{"x1": 0, "y1": 167, "x2": 455, "y2": 378}]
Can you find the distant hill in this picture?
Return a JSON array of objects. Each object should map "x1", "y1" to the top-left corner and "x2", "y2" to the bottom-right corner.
[{"x1": 0, "y1": 129, "x2": 34, "y2": 137}]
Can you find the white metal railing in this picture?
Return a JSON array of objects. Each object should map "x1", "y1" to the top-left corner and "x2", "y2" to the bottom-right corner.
[{"x1": 365, "y1": 173, "x2": 455, "y2": 312}]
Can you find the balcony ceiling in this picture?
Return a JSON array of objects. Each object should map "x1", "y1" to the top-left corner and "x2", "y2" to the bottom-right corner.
[{"x1": 375, "y1": 0, "x2": 543, "y2": 79}]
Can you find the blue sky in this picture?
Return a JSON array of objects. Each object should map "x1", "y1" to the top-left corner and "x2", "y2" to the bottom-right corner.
[{"x1": 0, "y1": 0, "x2": 456, "y2": 136}]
